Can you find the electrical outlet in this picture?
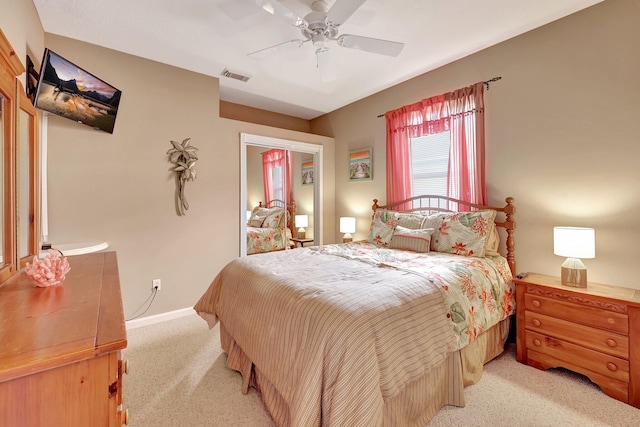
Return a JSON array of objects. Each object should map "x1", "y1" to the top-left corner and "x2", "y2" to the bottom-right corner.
[{"x1": 152, "y1": 279, "x2": 161, "y2": 291}]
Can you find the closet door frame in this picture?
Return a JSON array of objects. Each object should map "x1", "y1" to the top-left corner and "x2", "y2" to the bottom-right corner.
[{"x1": 240, "y1": 133, "x2": 323, "y2": 257}]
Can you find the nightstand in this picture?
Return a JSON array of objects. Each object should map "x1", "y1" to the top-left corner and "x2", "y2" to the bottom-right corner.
[
  {"x1": 514, "y1": 273, "x2": 640, "y2": 408},
  {"x1": 291, "y1": 238, "x2": 314, "y2": 248}
]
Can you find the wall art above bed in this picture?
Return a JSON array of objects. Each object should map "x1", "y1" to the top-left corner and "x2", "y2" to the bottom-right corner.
[{"x1": 349, "y1": 147, "x2": 372, "y2": 181}]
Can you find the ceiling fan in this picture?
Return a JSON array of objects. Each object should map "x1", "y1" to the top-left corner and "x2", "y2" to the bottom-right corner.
[{"x1": 247, "y1": 0, "x2": 405, "y2": 81}]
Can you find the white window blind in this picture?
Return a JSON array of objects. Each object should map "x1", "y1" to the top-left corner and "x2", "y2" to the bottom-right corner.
[{"x1": 410, "y1": 131, "x2": 451, "y2": 197}]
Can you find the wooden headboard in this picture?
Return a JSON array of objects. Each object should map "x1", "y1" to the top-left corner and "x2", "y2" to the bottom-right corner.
[
  {"x1": 259, "y1": 199, "x2": 297, "y2": 235},
  {"x1": 372, "y1": 195, "x2": 516, "y2": 276}
]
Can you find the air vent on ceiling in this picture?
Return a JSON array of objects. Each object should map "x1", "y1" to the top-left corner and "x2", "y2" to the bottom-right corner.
[{"x1": 221, "y1": 68, "x2": 251, "y2": 82}]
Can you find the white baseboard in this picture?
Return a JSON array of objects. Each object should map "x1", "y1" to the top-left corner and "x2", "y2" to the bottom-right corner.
[{"x1": 126, "y1": 307, "x2": 196, "y2": 330}]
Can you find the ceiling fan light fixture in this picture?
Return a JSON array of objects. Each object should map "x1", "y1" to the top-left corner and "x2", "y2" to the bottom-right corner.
[{"x1": 311, "y1": 33, "x2": 326, "y2": 48}]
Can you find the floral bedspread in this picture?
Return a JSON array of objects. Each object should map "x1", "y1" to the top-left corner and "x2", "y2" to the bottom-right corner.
[
  {"x1": 247, "y1": 226, "x2": 290, "y2": 255},
  {"x1": 312, "y1": 241, "x2": 515, "y2": 349}
]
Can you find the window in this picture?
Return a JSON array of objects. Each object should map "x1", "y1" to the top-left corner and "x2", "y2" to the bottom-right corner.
[
  {"x1": 272, "y1": 165, "x2": 283, "y2": 201},
  {"x1": 410, "y1": 131, "x2": 450, "y2": 197}
]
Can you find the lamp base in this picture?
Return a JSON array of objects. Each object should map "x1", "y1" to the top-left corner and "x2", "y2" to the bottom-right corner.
[
  {"x1": 342, "y1": 233, "x2": 353, "y2": 243},
  {"x1": 561, "y1": 266, "x2": 587, "y2": 288},
  {"x1": 297, "y1": 228, "x2": 306, "y2": 239}
]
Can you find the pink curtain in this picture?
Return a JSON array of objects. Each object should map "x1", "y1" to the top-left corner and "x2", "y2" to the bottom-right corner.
[
  {"x1": 447, "y1": 82, "x2": 486, "y2": 207},
  {"x1": 261, "y1": 149, "x2": 293, "y2": 204},
  {"x1": 384, "y1": 82, "x2": 485, "y2": 207}
]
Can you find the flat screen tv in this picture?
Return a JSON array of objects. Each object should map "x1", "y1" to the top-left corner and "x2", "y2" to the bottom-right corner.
[{"x1": 33, "y1": 49, "x2": 122, "y2": 134}]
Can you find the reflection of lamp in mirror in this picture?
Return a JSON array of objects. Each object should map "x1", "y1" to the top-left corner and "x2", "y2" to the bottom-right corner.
[
  {"x1": 553, "y1": 226, "x2": 595, "y2": 288},
  {"x1": 295, "y1": 215, "x2": 308, "y2": 239},
  {"x1": 340, "y1": 217, "x2": 356, "y2": 243},
  {"x1": 246, "y1": 210, "x2": 252, "y2": 221}
]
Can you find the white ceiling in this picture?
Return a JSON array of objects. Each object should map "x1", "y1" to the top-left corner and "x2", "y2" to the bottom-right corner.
[{"x1": 33, "y1": 0, "x2": 602, "y2": 120}]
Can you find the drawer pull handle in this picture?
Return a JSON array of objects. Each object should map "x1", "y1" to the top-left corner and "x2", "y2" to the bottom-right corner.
[
  {"x1": 532, "y1": 319, "x2": 541, "y2": 327},
  {"x1": 606, "y1": 362, "x2": 618, "y2": 372},
  {"x1": 533, "y1": 339, "x2": 541, "y2": 347},
  {"x1": 123, "y1": 359, "x2": 130, "y2": 375},
  {"x1": 531, "y1": 299, "x2": 541, "y2": 308},
  {"x1": 606, "y1": 339, "x2": 617, "y2": 348}
]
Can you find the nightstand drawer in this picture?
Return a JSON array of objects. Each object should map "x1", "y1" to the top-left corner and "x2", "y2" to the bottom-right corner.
[
  {"x1": 526, "y1": 330, "x2": 629, "y2": 383},
  {"x1": 524, "y1": 293, "x2": 628, "y2": 335},
  {"x1": 525, "y1": 310, "x2": 629, "y2": 358}
]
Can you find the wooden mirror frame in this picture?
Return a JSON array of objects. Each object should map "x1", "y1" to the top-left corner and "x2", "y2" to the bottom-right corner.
[
  {"x1": 0, "y1": 29, "x2": 38, "y2": 283},
  {"x1": 17, "y1": 81, "x2": 39, "y2": 267}
]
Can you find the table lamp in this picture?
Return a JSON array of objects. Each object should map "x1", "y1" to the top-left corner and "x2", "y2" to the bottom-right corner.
[
  {"x1": 553, "y1": 226, "x2": 595, "y2": 288},
  {"x1": 295, "y1": 215, "x2": 308, "y2": 239},
  {"x1": 340, "y1": 217, "x2": 356, "y2": 243}
]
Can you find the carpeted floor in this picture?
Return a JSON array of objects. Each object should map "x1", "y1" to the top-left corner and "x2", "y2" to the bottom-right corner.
[{"x1": 123, "y1": 314, "x2": 640, "y2": 426}]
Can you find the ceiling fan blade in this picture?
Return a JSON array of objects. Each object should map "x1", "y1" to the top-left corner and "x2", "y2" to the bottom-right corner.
[
  {"x1": 338, "y1": 34, "x2": 404, "y2": 57},
  {"x1": 246, "y1": 0, "x2": 306, "y2": 27},
  {"x1": 248, "y1": 40, "x2": 306, "y2": 59},
  {"x1": 326, "y1": 0, "x2": 367, "y2": 26},
  {"x1": 316, "y1": 48, "x2": 337, "y2": 82}
]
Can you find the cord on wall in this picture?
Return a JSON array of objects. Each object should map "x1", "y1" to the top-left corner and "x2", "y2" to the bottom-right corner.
[{"x1": 126, "y1": 288, "x2": 158, "y2": 321}]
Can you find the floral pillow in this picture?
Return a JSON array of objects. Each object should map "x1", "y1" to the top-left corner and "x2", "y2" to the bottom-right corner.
[
  {"x1": 432, "y1": 210, "x2": 496, "y2": 257},
  {"x1": 367, "y1": 209, "x2": 399, "y2": 247},
  {"x1": 248, "y1": 206, "x2": 283, "y2": 228},
  {"x1": 248, "y1": 216, "x2": 266, "y2": 228},
  {"x1": 484, "y1": 222, "x2": 501, "y2": 256},
  {"x1": 262, "y1": 208, "x2": 285, "y2": 228},
  {"x1": 390, "y1": 226, "x2": 435, "y2": 253}
]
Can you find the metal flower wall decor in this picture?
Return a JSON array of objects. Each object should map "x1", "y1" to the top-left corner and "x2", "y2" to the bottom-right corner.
[{"x1": 167, "y1": 138, "x2": 198, "y2": 216}]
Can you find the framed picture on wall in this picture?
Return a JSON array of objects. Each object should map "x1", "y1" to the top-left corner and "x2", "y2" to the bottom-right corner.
[
  {"x1": 348, "y1": 147, "x2": 372, "y2": 181},
  {"x1": 302, "y1": 160, "x2": 314, "y2": 185}
]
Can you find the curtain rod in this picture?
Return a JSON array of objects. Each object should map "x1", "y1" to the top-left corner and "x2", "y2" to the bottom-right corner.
[{"x1": 376, "y1": 76, "x2": 502, "y2": 118}]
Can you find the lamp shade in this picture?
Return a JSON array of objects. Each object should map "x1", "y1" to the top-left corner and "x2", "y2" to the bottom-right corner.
[
  {"x1": 295, "y1": 215, "x2": 309, "y2": 228},
  {"x1": 553, "y1": 227, "x2": 595, "y2": 259},
  {"x1": 340, "y1": 217, "x2": 356, "y2": 234},
  {"x1": 246, "y1": 210, "x2": 252, "y2": 221}
]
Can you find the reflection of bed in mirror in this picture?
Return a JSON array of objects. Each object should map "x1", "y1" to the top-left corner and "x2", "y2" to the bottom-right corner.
[{"x1": 246, "y1": 199, "x2": 296, "y2": 255}]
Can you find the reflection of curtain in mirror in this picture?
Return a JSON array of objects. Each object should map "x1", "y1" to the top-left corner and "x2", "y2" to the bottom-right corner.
[{"x1": 262, "y1": 149, "x2": 292, "y2": 204}]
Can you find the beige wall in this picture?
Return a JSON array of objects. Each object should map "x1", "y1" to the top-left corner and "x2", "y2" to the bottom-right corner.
[
  {"x1": 0, "y1": 0, "x2": 44, "y2": 89},
  {"x1": 4, "y1": 0, "x2": 638, "y2": 321},
  {"x1": 312, "y1": 0, "x2": 640, "y2": 290},
  {"x1": 246, "y1": 144, "x2": 265, "y2": 210},
  {"x1": 37, "y1": 34, "x2": 334, "y2": 318},
  {"x1": 2, "y1": 7, "x2": 335, "y2": 318}
]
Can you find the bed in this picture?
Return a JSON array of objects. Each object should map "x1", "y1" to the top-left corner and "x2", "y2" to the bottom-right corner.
[
  {"x1": 196, "y1": 195, "x2": 516, "y2": 427},
  {"x1": 246, "y1": 199, "x2": 296, "y2": 255}
]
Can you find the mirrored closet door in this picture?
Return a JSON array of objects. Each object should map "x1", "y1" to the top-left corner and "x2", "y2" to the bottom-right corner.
[{"x1": 240, "y1": 133, "x2": 323, "y2": 257}]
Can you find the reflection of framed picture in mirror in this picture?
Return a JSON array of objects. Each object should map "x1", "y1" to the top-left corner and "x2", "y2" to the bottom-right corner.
[
  {"x1": 302, "y1": 160, "x2": 314, "y2": 185},
  {"x1": 349, "y1": 147, "x2": 372, "y2": 181}
]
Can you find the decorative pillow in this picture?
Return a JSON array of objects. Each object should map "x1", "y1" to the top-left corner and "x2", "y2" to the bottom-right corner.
[
  {"x1": 484, "y1": 222, "x2": 501, "y2": 256},
  {"x1": 432, "y1": 210, "x2": 497, "y2": 257},
  {"x1": 248, "y1": 217, "x2": 266, "y2": 228},
  {"x1": 262, "y1": 208, "x2": 285, "y2": 228},
  {"x1": 367, "y1": 209, "x2": 399, "y2": 247},
  {"x1": 248, "y1": 206, "x2": 282, "y2": 228},
  {"x1": 395, "y1": 212, "x2": 427, "y2": 230},
  {"x1": 390, "y1": 226, "x2": 435, "y2": 253},
  {"x1": 420, "y1": 212, "x2": 449, "y2": 251}
]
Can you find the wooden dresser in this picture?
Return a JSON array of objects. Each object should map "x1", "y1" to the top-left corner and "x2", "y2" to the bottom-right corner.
[
  {"x1": 0, "y1": 251, "x2": 128, "y2": 426},
  {"x1": 515, "y1": 273, "x2": 640, "y2": 408}
]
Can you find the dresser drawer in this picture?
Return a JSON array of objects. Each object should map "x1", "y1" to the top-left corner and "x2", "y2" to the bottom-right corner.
[
  {"x1": 525, "y1": 310, "x2": 628, "y2": 358},
  {"x1": 526, "y1": 330, "x2": 629, "y2": 382},
  {"x1": 524, "y1": 293, "x2": 628, "y2": 334}
]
